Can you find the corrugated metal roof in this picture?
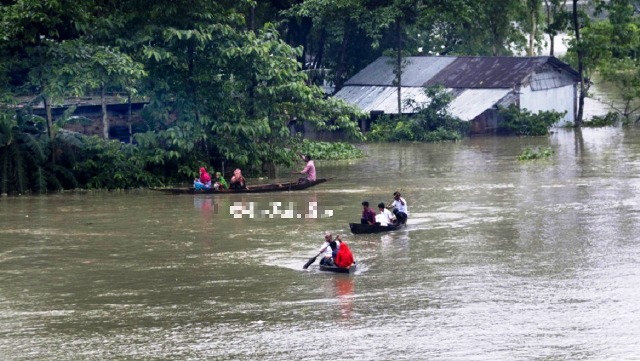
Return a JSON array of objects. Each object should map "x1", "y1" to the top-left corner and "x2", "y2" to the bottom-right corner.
[
  {"x1": 343, "y1": 55, "x2": 579, "y2": 89},
  {"x1": 334, "y1": 55, "x2": 579, "y2": 121},
  {"x1": 334, "y1": 86, "x2": 429, "y2": 113},
  {"x1": 334, "y1": 86, "x2": 512, "y2": 120},
  {"x1": 425, "y1": 56, "x2": 555, "y2": 88},
  {"x1": 447, "y1": 89, "x2": 511, "y2": 120},
  {"x1": 345, "y1": 56, "x2": 457, "y2": 86}
]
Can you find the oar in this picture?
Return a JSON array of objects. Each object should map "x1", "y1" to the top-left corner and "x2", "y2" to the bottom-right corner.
[
  {"x1": 302, "y1": 250, "x2": 324, "y2": 269},
  {"x1": 302, "y1": 236, "x2": 337, "y2": 269}
]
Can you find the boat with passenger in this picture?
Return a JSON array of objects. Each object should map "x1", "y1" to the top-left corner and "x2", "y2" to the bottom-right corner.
[
  {"x1": 349, "y1": 222, "x2": 405, "y2": 234},
  {"x1": 150, "y1": 177, "x2": 333, "y2": 194},
  {"x1": 318, "y1": 262, "x2": 357, "y2": 274}
]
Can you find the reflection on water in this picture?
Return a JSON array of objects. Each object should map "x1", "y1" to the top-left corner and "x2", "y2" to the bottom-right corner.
[
  {"x1": 2, "y1": 127, "x2": 640, "y2": 360},
  {"x1": 333, "y1": 276, "x2": 354, "y2": 321}
]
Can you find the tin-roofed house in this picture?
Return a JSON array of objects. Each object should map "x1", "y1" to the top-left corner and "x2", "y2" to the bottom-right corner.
[{"x1": 334, "y1": 56, "x2": 581, "y2": 134}]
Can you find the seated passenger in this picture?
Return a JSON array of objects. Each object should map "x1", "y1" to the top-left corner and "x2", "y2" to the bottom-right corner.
[
  {"x1": 212, "y1": 171, "x2": 228, "y2": 190},
  {"x1": 375, "y1": 202, "x2": 396, "y2": 226},
  {"x1": 229, "y1": 168, "x2": 246, "y2": 190},
  {"x1": 361, "y1": 201, "x2": 376, "y2": 225},
  {"x1": 334, "y1": 235, "x2": 355, "y2": 269},
  {"x1": 194, "y1": 167, "x2": 212, "y2": 190}
]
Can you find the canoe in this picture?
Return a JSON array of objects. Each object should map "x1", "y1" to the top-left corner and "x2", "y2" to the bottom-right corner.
[
  {"x1": 149, "y1": 177, "x2": 333, "y2": 194},
  {"x1": 318, "y1": 262, "x2": 357, "y2": 274},
  {"x1": 349, "y1": 222, "x2": 405, "y2": 234}
]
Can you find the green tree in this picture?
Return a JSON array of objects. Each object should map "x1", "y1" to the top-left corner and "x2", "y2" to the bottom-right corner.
[{"x1": 542, "y1": 0, "x2": 569, "y2": 56}]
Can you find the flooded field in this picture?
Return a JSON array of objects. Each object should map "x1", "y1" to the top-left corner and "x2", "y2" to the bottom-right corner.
[{"x1": 1, "y1": 127, "x2": 640, "y2": 360}]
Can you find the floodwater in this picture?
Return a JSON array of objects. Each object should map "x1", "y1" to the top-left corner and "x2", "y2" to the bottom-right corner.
[{"x1": 1, "y1": 127, "x2": 640, "y2": 360}]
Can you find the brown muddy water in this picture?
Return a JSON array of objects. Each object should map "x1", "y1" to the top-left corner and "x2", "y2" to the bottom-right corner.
[{"x1": 1, "y1": 127, "x2": 640, "y2": 360}]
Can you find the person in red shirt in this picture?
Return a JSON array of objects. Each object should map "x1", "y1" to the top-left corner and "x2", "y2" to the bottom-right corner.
[
  {"x1": 194, "y1": 167, "x2": 212, "y2": 190},
  {"x1": 361, "y1": 201, "x2": 376, "y2": 224},
  {"x1": 334, "y1": 235, "x2": 355, "y2": 269}
]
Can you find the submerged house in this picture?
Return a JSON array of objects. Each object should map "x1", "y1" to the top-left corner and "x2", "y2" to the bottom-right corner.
[{"x1": 334, "y1": 56, "x2": 581, "y2": 133}]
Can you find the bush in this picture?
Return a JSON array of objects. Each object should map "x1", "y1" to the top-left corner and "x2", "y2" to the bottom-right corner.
[
  {"x1": 368, "y1": 85, "x2": 468, "y2": 142},
  {"x1": 294, "y1": 139, "x2": 364, "y2": 160},
  {"x1": 497, "y1": 106, "x2": 565, "y2": 136},
  {"x1": 518, "y1": 146, "x2": 554, "y2": 161},
  {"x1": 584, "y1": 111, "x2": 619, "y2": 127}
]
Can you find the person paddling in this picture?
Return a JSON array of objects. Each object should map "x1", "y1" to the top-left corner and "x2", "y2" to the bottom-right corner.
[
  {"x1": 292, "y1": 154, "x2": 316, "y2": 183},
  {"x1": 303, "y1": 233, "x2": 355, "y2": 269},
  {"x1": 387, "y1": 192, "x2": 408, "y2": 224}
]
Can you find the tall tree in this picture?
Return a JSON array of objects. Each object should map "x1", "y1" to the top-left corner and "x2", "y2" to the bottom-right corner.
[
  {"x1": 524, "y1": 0, "x2": 543, "y2": 56},
  {"x1": 571, "y1": 0, "x2": 587, "y2": 126},
  {"x1": 543, "y1": 0, "x2": 568, "y2": 56}
]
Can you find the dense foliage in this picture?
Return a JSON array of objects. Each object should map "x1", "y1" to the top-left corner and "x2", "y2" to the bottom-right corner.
[
  {"x1": 565, "y1": 0, "x2": 640, "y2": 124},
  {"x1": 1, "y1": 0, "x2": 638, "y2": 193},
  {"x1": 497, "y1": 106, "x2": 565, "y2": 136},
  {"x1": 584, "y1": 111, "x2": 620, "y2": 127},
  {"x1": 295, "y1": 139, "x2": 364, "y2": 160},
  {"x1": 368, "y1": 86, "x2": 468, "y2": 142}
]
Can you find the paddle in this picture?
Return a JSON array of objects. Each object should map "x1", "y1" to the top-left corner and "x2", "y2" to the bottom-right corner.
[
  {"x1": 302, "y1": 250, "x2": 324, "y2": 269},
  {"x1": 302, "y1": 236, "x2": 337, "y2": 269}
]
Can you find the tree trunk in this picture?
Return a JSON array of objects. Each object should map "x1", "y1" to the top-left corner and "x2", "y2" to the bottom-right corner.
[
  {"x1": 101, "y1": 86, "x2": 109, "y2": 139},
  {"x1": 333, "y1": 20, "x2": 351, "y2": 93},
  {"x1": 572, "y1": 0, "x2": 584, "y2": 126},
  {"x1": 544, "y1": 0, "x2": 555, "y2": 56},
  {"x1": 127, "y1": 93, "x2": 133, "y2": 144},
  {"x1": 43, "y1": 95, "x2": 56, "y2": 165},
  {"x1": 396, "y1": 18, "x2": 402, "y2": 115},
  {"x1": 529, "y1": 12, "x2": 536, "y2": 56}
]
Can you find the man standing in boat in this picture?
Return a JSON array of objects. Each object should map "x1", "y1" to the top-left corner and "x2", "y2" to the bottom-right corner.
[
  {"x1": 388, "y1": 192, "x2": 408, "y2": 224},
  {"x1": 292, "y1": 155, "x2": 316, "y2": 183}
]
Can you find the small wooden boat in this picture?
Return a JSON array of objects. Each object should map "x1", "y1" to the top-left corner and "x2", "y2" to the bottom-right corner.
[
  {"x1": 150, "y1": 177, "x2": 333, "y2": 194},
  {"x1": 318, "y1": 263, "x2": 357, "y2": 274},
  {"x1": 349, "y1": 222, "x2": 405, "y2": 234}
]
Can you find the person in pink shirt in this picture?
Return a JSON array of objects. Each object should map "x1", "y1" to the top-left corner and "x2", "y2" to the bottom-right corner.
[{"x1": 292, "y1": 155, "x2": 316, "y2": 183}]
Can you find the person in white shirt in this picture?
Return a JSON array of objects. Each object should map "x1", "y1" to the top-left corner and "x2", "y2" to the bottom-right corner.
[
  {"x1": 388, "y1": 192, "x2": 408, "y2": 224},
  {"x1": 319, "y1": 232, "x2": 340, "y2": 266},
  {"x1": 375, "y1": 202, "x2": 396, "y2": 226}
]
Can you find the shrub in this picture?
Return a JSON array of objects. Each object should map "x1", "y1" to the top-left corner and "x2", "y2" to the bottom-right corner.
[
  {"x1": 498, "y1": 106, "x2": 565, "y2": 136},
  {"x1": 294, "y1": 139, "x2": 364, "y2": 160},
  {"x1": 518, "y1": 146, "x2": 554, "y2": 161},
  {"x1": 368, "y1": 85, "x2": 467, "y2": 142},
  {"x1": 584, "y1": 111, "x2": 619, "y2": 127}
]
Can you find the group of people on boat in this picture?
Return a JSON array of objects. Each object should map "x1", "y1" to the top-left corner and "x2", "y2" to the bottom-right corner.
[
  {"x1": 317, "y1": 232, "x2": 355, "y2": 269},
  {"x1": 361, "y1": 192, "x2": 409, "y2": 226},
  {"x1": 194, "y1": 154, "x2": 313, "y2": 191},
  {"x1": 193, "y1": 167, "x2": 246, "y2": 191}
]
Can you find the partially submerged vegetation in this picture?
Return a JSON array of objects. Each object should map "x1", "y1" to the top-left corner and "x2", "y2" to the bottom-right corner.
[
  {"x1": 368, "y1": 86, "x2": 469, "y2": 142},
  {"x1": 497, "y1": 106, "x2": 565, "y2": 136},
  {"x1": 295, "y1": 139, "x2": 364, "y2": 160},
  {"x1": 518, "y1": 146, "x2": 554, "y2": 161}
]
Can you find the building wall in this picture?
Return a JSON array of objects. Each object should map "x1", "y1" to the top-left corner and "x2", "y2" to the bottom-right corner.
[{"x1": 519, "y1": 83, "x2": 575, "y2": 124}]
